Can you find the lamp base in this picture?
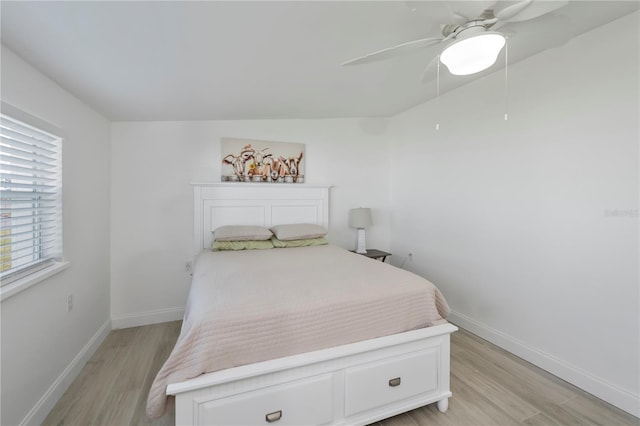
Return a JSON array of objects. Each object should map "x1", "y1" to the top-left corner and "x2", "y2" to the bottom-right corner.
[{"x1": 356, "y1": 228, "x2": 367, "y2": 254}]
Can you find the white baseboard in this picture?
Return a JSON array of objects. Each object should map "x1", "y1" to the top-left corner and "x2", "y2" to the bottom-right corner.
[
  {"x1": 20, "y1": 319, "x2": 111, "y2": 426},
  {"x1": 111, "y1": 306, "x2": 184, "y2": 329},
  {"x1": 448, "y1": 311, "x2": 640, "y2": 418}
]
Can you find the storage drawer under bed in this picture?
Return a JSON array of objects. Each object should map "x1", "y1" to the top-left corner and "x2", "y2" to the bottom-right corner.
[
  {"x1": 197, "y1": 374, "x2": 334, "y2": 425},
  {"x1": 344, "y1": 348, "x2": 440, "y2": 416}
]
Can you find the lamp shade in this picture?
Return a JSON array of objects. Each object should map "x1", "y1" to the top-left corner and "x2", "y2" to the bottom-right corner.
[
  {"x1": 349, "y1": 208, "x2": 373, "y2": 229},
  {"x1": 440, "y1": 32, "x2": 506, "y2": 76}
]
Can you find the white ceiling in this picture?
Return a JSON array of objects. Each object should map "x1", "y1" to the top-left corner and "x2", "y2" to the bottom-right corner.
[{"x1": 1, "y1": 1, "x2": 638, "y2": 121}]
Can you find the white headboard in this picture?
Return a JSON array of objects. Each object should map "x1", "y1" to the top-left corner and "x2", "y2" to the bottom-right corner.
[{"x1": 192, "y1": 183, "x2": 331, "y2": 254}]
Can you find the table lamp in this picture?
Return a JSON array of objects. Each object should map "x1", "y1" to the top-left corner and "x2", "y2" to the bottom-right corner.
[{"x1": 349, "y1": 207, "x2": 373, "y2": 254}]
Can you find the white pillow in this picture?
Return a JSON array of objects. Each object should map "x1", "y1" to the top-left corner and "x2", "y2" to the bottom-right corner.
[
  {"x1": 213, "y1": 225, "x2": 273, "y2": 241},
  {"x1": 270, "y1": 223, "x2": 328, "y2": 241}
]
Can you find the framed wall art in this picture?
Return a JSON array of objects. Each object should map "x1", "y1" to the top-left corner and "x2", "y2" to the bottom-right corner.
[{"x1": 221, "y1": 137, "x2": 305, "y2": 183}]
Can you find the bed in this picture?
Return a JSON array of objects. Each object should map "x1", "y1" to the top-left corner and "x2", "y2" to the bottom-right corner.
[{"x1": 148, "y1": 183, "x2": 457, "y2": 425}]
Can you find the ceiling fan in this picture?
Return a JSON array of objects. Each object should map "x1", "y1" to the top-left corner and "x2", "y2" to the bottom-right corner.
[{"x1": 342, "y1": 0, "x2": 569, "y2": 77}]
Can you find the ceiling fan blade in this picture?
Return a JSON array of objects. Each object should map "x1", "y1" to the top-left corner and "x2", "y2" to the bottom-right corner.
[
  {"x1": 450, "y1": 11, "x2": 470, "y2": 25},
  {"x1": 448, "y1": 1, "x2": 497, "y2": 23},
  {"x1": 498, "y1": 0, "x2": 568, "y2": 24},
  {"x1": 495, "y1": 0, "x2": 533, "y2": 22},
  {"x1": 404, "y1": 1, "x2": 464, "y2": 24},
  {"x1": 490, "y1": 19, "x2": 508, "y2": 31},
  {"x1": 342, "y1": 37, "x2": 442, "y2": 66}
]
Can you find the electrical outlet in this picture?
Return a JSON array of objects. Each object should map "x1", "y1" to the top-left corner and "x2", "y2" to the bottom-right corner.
[
  {"x1": 185, "y1": 261, "x2": 192, "y2": 273},
  {"x1": 66, "y1": 294, "x2": 73, "y2": 312}
]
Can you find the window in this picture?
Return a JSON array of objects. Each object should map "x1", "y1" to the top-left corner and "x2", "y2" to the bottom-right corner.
[{"x1": 1, "y1": 113, "x2": 63, "y2": 286}]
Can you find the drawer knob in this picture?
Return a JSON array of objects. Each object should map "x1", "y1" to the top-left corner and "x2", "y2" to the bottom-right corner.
[
  {"x1": 265, "y1": 410, "x2": 282, "y2": 423},
  {"x1": 388, "y1": 377, "x2": 401, "y2": 387}
]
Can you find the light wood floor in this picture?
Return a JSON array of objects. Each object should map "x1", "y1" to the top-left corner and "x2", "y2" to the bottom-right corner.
[{"x1": 44, "y1": 321, "x2": 638, "y2": 426}]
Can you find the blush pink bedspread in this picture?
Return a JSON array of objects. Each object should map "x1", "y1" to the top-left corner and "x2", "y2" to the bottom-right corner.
[{"x1": 147, "y1": 244, "x2": 450, "y2": 418}]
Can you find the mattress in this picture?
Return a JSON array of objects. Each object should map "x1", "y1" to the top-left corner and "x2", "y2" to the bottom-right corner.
[{"x1": 147, "y1": 244, "x2": 450, "y2": 418}]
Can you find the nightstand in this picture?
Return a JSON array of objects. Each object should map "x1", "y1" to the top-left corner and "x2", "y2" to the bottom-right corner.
[{"x1": 352, "y1": 249, "x2": 391, "y2": 262}]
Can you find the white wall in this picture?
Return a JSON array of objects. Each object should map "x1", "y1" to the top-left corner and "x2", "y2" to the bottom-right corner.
[
  {"x1": 110, "y1": 118, "x2": 391, "y2": 326},
  {"x1": 0, "y1": 46, "x2": 112, "y2": 425},
  {"x1": 388, "y1": 12, "x2": 639, "y2": 415}
]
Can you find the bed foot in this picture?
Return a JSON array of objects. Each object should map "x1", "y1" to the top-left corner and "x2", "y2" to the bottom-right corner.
[{"x1": 437, "y1": 397, "x2": 449, "y2": 413}]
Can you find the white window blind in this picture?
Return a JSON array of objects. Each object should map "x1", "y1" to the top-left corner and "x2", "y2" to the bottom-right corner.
[{"x1": 1, "y1": 113, "x2": 63, "y2": 285}]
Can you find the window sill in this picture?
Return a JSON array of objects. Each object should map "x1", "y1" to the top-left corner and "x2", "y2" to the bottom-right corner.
[{"x1": 0, "y1": 261, "x2": 70, "y2": 302}]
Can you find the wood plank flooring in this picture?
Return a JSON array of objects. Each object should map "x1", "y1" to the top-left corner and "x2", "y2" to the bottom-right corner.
[{"x1": 43, "y1": 322, "x2": 638, "y2": 426}]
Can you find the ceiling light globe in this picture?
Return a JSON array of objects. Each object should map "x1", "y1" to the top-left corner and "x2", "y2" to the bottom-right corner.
[{"x1": 440, "y1": 32, "x2": 506, "y2": 76}]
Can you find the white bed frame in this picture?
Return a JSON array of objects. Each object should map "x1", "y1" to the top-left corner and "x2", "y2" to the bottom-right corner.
[{"x1": 167, "y1": 183, "x2": 457, "y2": 426}]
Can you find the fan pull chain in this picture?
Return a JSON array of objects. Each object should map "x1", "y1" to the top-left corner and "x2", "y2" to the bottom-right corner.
[
  {"x1": 504, "y1": 37, "x2": 509, "y2": 121},
  {"x1": 436, "y1": 55, "x2": 441, "y2": 131}
]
